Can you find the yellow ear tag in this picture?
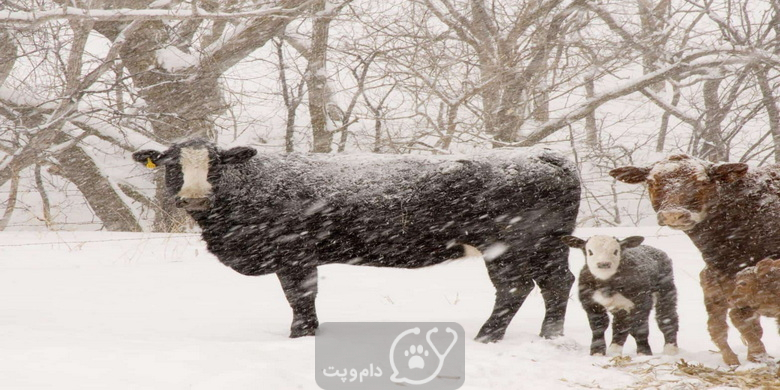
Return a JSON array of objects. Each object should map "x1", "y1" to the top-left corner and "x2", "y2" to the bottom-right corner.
[{"x1": 146, "y1": 158, "x2": 157, "y2": 169}]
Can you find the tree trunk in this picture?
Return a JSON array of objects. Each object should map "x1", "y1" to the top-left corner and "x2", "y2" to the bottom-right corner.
[
  {"x1": 584, "y1": 73, "x2": 598, "y2": 148},
  {"x1": 757, "y1": 67, "x2": 780, "y2": 163},
  {"x1": 54, "y1": 144, "x2": 143, "y2": 231},
  {"x1": 699, "y1": 77, "x2": 728, "y2": 162},
  {"x1": 656, "y1": 82, "x2": 680, "y2": 152},
  {"x1": 0, "y1": 29, "x2": 15, "y2": 85},
  {"x1": 637, "y1": 0, "x2": 669, "y2": 92},
  {"x1": 307, "y1": 0, "x2": 334, "y2": 153}
]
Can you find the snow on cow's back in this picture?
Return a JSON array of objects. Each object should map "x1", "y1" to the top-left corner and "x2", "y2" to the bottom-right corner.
[
  {"x1": 218, "y1": 147, "x2": 578, "y2": 207},
  {"x1": 744, "y1": 164, "x2": 780, "y2": 210}
]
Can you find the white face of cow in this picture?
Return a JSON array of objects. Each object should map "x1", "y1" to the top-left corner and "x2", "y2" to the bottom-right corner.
[
  {"x1": 584, "y1": 235, "x2": 622, "y2": 280},
  {"x1": 561, "y1": 235, "x2": 645, "y2": 281},
  {"x1": 133, "y1": 139, "x2": 258, "y2": 212},
  {"x1": 178, "y1": 147, "x2": 212, "y2": 200},
  {"x1": 610, "y1": 155, "x2": 750, "y2": 232},
  {"x1": 647, "y1": 159, "x2": 711, "y2": 231}
]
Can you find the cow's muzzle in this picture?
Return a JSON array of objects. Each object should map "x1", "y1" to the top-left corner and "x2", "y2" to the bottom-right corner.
[
  {"x1": 657, "y1": 209, "x2": 698, "y2": 231},
  {"x1": 596, "y1": 262, "x2": 612, "y2": 269},
  {"x1": 175, "y1": 196, "x2": 211, "y2": 211}
]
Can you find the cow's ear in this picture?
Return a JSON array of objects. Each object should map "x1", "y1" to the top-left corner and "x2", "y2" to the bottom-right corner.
[
  {"x1": 709, "y1": 163, "x2": 748, "y2": 183},
  {"x1": 619, "y1": 236, "x2": 644, "y2": 249},
  {"x1": 220, "y1": 146, "x2": 256, "y2": 165},
  {"x1": 132, "y1": 150, "x2": 164, "y2": 168},
  {"x1": 561, "y1": 235, "x2": 586, "y2": 249},
  {"x1": 609, "y1": 166, "x2": 651, "y2": 184}
]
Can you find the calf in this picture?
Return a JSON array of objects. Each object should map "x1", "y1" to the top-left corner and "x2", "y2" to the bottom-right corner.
[
  {"x1": 132, "y1": 138, "x2": 581, "y2": 342},
  {"x1": 562, "y1": 235, "x2": 679, "y2": 356},
  {"x1": 611, "y1": 155, "x2": 780, "y2": 365},
  {"x1": 729, "y1": 258, "x2": 780, "y2": 323}
]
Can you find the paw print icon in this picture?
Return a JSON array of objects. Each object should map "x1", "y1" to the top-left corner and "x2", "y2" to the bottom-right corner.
[
  {"x1": 389, "y1": 327, "x2": 458, "y2": 385},
  {"x1": 405, "y1": 345, "x2": 429, "y2": 369}
]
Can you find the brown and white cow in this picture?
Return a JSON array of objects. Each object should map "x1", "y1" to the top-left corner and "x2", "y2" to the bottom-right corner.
[{"x1": 610, "y1": 154, "x2": 780, "y2": 365}]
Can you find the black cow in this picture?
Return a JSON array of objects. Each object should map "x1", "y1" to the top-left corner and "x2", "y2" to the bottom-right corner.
[{"x1": 132, "y1": 138, "x2": 581, "y2": 342}]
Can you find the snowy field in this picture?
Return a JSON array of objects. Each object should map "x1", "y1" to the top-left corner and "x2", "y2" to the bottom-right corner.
[{"x1": 1, "y1": 227, "x2": 779, "y2": 389}]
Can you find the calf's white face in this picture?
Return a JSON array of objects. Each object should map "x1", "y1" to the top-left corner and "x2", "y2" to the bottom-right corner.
[
  {"x1": 584, "y1": 235, "x2": 621, "y2": 280},
  {"x1": 561, "y1": 234, "x2": 645, "y2": 281},
  {"x1": 178, "y1": 147, "x2": 212, "y2": 200}
]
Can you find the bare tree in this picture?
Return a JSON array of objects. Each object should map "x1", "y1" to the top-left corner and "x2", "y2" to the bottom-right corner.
[{"x1": 0, "y1": 0, "x2": 316, "y2": 231}]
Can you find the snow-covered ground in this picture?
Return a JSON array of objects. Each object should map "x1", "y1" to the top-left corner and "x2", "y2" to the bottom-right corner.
[{"x1": 1, "y1": 227, "x2": 778, "y2": 389}]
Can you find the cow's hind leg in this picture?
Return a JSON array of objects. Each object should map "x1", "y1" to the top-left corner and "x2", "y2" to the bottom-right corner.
[
  {"x1": 277, "y1": 267, "x2": 319, "y2": 338},
  {"x1": 476, "y1": 255, "x2": 535, "y2": 343},
  {"x1": 535, "y1": 261, "x2": 575, "y2": 339}
]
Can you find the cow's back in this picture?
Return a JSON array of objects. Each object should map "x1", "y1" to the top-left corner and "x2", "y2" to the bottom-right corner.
[
  {"x1": 691, "y1": 166, "x2": 780, "y2": 274},
  {"x1": 196, "y1": 148, "x2": 580, "y2": 273}
]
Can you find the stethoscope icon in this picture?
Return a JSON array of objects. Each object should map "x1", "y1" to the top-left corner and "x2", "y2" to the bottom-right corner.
[{"x1": 389, "y1": 326, "x2": 459, "y2": 385}]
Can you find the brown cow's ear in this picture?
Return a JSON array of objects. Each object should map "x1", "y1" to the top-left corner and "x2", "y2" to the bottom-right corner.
[
  {"x1": 619, "y1": 236, "x2": 644, "y2": 249},
  {"x1": 609, "y1": 166, "x2": 651, "y2": 184},
  {"x1": 708, "y1": 163, "x2": 748, "y2": 183},
  {"x1": 561, "y1": 235, "x2": 586, "y2": 249}
]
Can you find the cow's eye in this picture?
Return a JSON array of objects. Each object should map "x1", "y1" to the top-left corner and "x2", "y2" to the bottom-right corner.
[
  {"x1": 587, "y1": 250, "x2": 593, "y2": 256},
  {"x1": 613, "y1": 250, "x2": 618, "y2": 255}
]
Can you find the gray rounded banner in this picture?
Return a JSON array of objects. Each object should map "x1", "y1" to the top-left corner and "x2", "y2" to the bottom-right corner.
[{"x1": 315, "y1": 322, "x2": 465, "y2": 390}]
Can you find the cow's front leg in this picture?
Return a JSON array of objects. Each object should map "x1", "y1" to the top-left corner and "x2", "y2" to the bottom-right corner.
[
  {"x1": 581, "y1": 298, "x2": 609, "y2": 356},
  {"x1": 627, "y1": 304, "x2": 653, "y2": 356},
  {"x1": 277, "y1": 267, "x2": 319, "y2": 338},
  {"x1": 700, "y1": 268, "x2": 739, "y2": 365},
  {"x1": 609, "y1": 311, "x2": 630, "y2": 355}
]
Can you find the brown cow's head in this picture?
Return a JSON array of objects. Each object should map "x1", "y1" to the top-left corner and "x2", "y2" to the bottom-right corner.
[
  {"x1": 132, "y1": 138, "x2": 257, "y2": 211},
  {"x1": 609, "y1": 155, "x2": 748, "y2": 231},
  {"x1": 729, "y1": 258, "x2": 780, "y2": 315}
]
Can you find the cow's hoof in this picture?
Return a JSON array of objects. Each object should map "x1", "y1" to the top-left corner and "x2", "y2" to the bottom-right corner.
[
  {"x1": 663, "y1": 344, "x2": 679, "y2": 356},
  {"x1": 747, "y1": 352, "x2": 773, "y2": 364},
  {"x1": 539, "y1": 326, "x2": 564, "y2": 340},
  {"x1": 474, "y1": 332, "x2": 503, "y2": 344},
  {"x1": 721, "y1": 350, "x2": 740, "y2": 366},
  {"x1": 290, "y1": 327, "x2": 317, "y2": 338},
  {"x1": 540, "y1": 332, "x2": 564, "y2": 340},
  {"x1": 607, "y1": 343, "x2": 625, "y2": 356}
]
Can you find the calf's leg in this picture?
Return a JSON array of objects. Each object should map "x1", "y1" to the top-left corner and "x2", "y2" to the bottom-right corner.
[
  {"x1": 609, "y1": 311, "x2": 630, "y2": 355},
  {"x1": 581, "y1": 297, "x2": 610, "y2": 355},
  {"x1": 655, "y1": 276, "x2": 679, "y2": 354},
  {"x1": 700, "y1": 268, "x2": 739, "y2": 365},
  {"x1": 627, "y1": 305, "x2": 653, "y2": 356},
  {"x1": 729, "y1": 306, "x2": 767, "y2": 362},
  {"x1": 277, "y1": 267, "x2": 319, "y2": 338}
]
